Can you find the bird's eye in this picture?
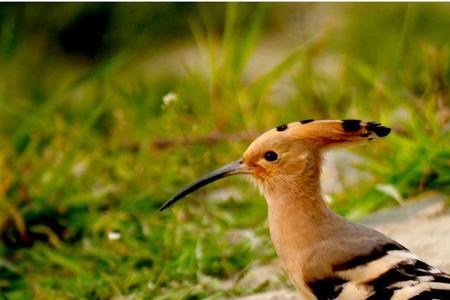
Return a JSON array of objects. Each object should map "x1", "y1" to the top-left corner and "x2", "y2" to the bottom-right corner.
[{"x1": 264, "y1": 151, "x2": 278, "y2": 162}]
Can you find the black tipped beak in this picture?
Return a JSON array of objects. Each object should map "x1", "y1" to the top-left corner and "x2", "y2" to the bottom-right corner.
[{"x1": 159, "y1": 159, "x2": 246, "y2": 211}]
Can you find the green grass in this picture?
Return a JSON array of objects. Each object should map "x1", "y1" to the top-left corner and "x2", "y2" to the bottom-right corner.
[{"x1": 0, "y1": 3, "x2": 449, "y2": 299}]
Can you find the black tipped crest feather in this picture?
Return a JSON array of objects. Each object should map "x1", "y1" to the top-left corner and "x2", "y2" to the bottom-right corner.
[
  {"x1": 276, "y1": 124, "x2": 288, "y2": 131},
  {"x1": 366, "y1": 122, "x2": 391, "y2": 137},
  {"x1": 342, "y1": 119, "x2": 361, "y2": 131}
]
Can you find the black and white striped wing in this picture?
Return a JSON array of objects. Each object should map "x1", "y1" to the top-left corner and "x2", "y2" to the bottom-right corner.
[{"x1": 307, "y1": 243, "x2": 450, "y2": 300}]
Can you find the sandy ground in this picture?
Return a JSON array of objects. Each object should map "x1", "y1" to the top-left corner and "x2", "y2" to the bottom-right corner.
[{"x1": 231, "y1": 193, "x2": 450, "y2": 300}]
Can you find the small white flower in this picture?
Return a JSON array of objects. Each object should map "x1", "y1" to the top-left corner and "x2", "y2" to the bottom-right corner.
[
  {"x1": 147, "y1": 281, "x2": 155, "y2": 290},
  {"x1": 162, "y1": 92, "x2": 177, "y2": 108},
  {"x1": 108, "y1": 231, "x2": 121, "y2": 241},
  {"x1": 72, "y1": 160, "x2": 88, "y2": 177}
]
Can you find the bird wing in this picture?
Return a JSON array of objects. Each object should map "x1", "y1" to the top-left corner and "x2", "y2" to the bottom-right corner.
[{"x1": 304, "y1": 235, "x2": 450, "y2": 300}]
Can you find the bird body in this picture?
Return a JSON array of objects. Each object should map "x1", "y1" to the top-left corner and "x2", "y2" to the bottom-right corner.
[{"x1": 160, "y1": 119, "x2": 450, "y2": 299}]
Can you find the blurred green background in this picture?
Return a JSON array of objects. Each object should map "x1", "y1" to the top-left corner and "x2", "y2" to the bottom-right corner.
[{"x1": 0, "y1": 3, "x2": 449, "y2": 299}]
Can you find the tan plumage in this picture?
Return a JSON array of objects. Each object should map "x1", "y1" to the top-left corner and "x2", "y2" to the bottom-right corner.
[{"x1": 161, "y1": 119, "x2": 450, "y2": 300}]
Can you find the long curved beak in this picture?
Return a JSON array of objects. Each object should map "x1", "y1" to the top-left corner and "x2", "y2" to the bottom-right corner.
[{"x1": 159, "y1": 159, "x2": 246, "y2": 211}]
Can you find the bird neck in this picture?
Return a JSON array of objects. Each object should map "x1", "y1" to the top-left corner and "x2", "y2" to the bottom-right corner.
[
  {"x1": 263, "y1": 167, "x2": 346, "y2": 290},
  {"x1": 265, "y1": 171, "x2": 335, "y2": 245}
]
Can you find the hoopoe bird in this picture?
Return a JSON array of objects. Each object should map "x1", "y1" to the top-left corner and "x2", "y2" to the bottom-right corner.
[{"x1": 160, "y1": 119, "x2": 450, "y2": 300}]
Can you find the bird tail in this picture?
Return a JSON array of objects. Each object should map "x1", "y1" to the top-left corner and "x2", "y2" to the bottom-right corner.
[{"x1": 294, "y1": 119, "x2": 391, "y2": 149}]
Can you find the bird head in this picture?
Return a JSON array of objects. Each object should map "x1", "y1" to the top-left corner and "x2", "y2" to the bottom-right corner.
[{"x1": 159, "y1": 119, "x2": 390, "y2": 211}]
